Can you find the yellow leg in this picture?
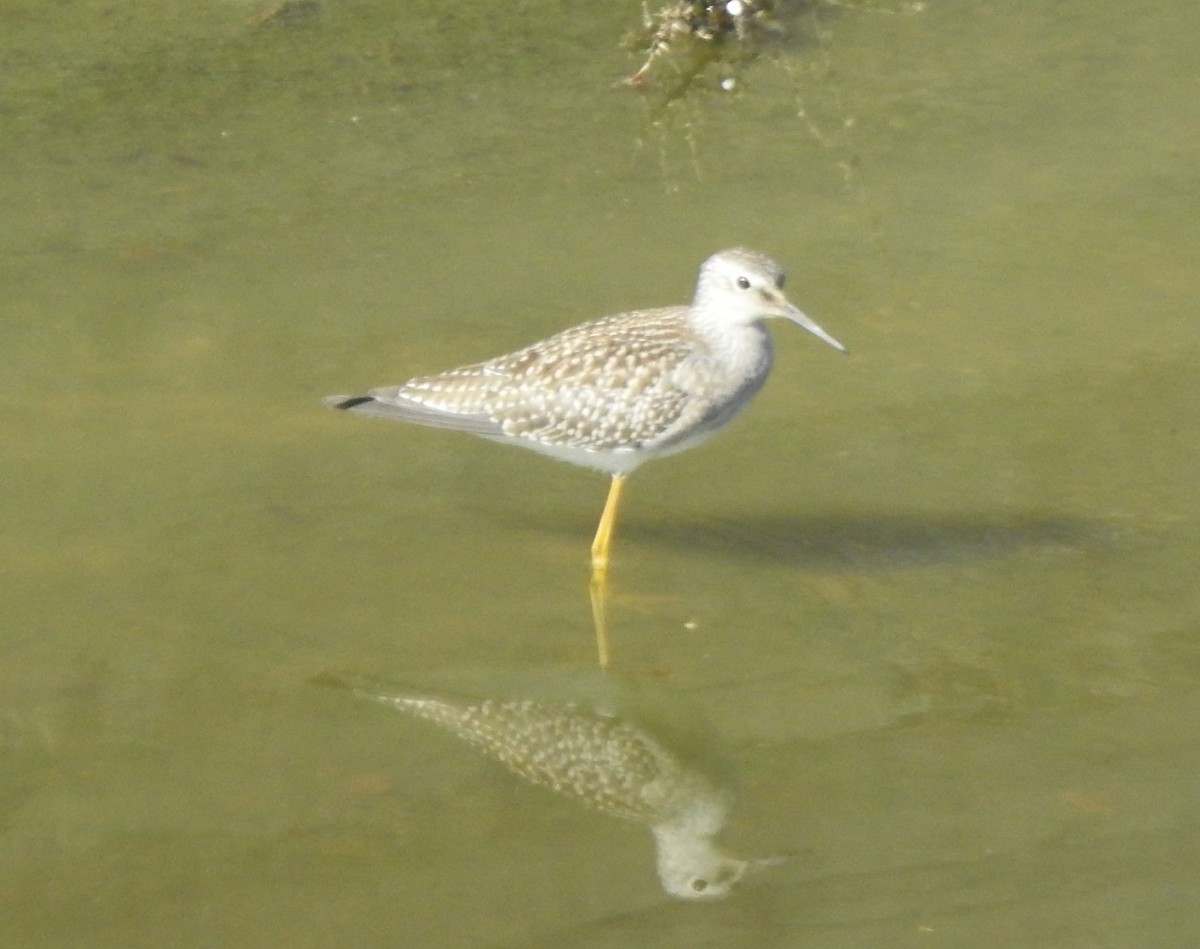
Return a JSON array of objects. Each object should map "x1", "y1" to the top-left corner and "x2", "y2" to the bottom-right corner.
[
  {"x1": 589, "y1": 572, "x2": 611, "y2": 670},
  {"x1": 590, "y1": 473, "x2": 626, "y2": 578},
  {"x1": 589, "y1": 473, "x2": 626, "y2": 669}
]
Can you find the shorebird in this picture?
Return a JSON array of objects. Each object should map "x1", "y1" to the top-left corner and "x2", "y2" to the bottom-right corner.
[{"x1": 325, "y1": 247, "x2": 846, "y2": 575}]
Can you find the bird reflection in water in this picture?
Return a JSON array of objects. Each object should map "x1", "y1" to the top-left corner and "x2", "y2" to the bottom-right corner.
[{"x1": 313, "y1": 672, "x2": 782, "y2": 900}]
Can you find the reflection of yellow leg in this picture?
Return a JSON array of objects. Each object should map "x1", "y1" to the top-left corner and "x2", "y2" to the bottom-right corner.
[
  {"x1": 590, "y1": 473, "x2": 626, "y2": 578},
  {"x1": 589, "y1": 572, "x2": 611, "y2": 670}
]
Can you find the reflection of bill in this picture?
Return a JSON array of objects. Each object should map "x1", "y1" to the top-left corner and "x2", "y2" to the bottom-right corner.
[{"x1": 314, "y1": 672, "x2": 783, "y2": 900}]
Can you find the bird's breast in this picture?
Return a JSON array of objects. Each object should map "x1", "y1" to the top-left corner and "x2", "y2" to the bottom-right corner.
[{"x1": 677, "y1": 322, "x2": 774, "y2": 400}]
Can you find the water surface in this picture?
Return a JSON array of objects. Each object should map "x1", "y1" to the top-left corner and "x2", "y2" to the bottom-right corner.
[{"x1": 2, "y1": 0, "x2": 1198, "y2": 945}]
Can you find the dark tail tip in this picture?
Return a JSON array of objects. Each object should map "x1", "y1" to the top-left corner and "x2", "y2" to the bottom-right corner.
[{"x1": 323, "y1": 395, "x2": 375, "y2": 411}]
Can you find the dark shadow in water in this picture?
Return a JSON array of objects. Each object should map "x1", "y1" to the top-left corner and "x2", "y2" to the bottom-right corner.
[{"x1": 627, "y1": 512, "x2": 1122, "y2": 569}]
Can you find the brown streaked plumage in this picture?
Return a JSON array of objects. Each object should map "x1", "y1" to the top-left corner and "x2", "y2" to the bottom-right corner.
[{"x1": 325, "y1": 247, "x2": 846, "y2": 574}]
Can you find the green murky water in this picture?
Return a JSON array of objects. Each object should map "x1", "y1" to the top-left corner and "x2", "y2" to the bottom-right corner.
[{"x1": 3, "y1": 1, "x2": 1198, "y2": 945}]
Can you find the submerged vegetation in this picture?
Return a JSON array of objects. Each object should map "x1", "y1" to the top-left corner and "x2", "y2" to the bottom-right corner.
[
  {"x1": 621, "y1": 0, "x2": 925, "y2": 109},
  {"x1": 621, "y1": 0, "x2": 790, "y2": 99}
]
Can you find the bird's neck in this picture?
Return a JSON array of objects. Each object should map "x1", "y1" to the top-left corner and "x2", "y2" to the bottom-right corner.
[{"x1": 689, "y1": 311, "x2": 774, "y2": 380}]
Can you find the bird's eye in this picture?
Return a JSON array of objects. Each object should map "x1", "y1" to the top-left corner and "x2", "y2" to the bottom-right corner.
[
  {"x1": 736, "y1": 276, "x2": 751, "y2": 290},
  {"x1": 691, "y1": 878, "x2": 709, "y2": 892}
]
